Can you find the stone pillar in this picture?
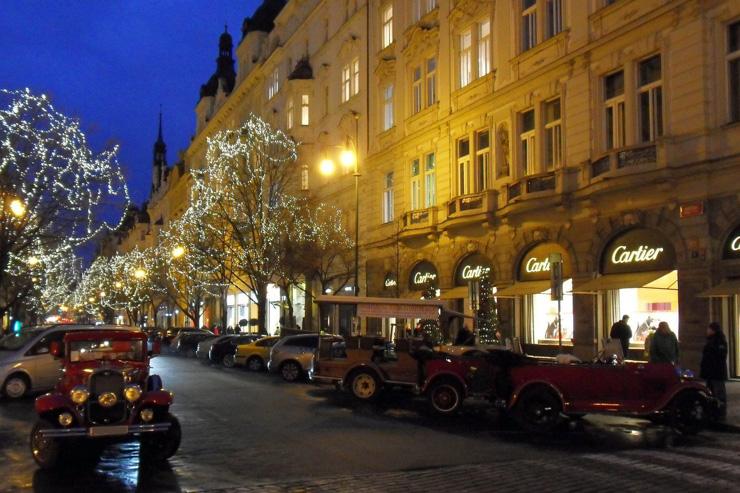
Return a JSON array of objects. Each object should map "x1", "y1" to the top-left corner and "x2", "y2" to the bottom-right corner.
[{"x1": 572, "y1": 293, "x2": 597, "y2": 361}]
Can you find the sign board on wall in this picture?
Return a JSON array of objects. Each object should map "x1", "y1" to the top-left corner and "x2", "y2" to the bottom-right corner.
[
  {"x1": 601, "y1": 228, "x2": 676, "y2": 275},
  {"x1": 454, "y1": 253, "x2": 493, "y2": 286},
  {"x1": 518, "y1": 243, "x2": 572, "y2": 282},
  {"x1": 408, "y1": 261, "x2": 439, "y2": 290},
  {"x1": 383, "y1": 272, "x2": 398, "y2": 290},
  {"x1": 723, "y1": 224, "x2": 740, "y2": 261}
]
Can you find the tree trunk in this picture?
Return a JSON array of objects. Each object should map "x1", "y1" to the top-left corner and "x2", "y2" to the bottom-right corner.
[
  {"x1": 304, "y1": 277, "x2": 314, "y2": 331},
  {"x1": 256, "y1": 283, "x2": 267, "y2": 335},
  {"x1": 220, "y1": 287, "x2": 228, "y2": 331}
]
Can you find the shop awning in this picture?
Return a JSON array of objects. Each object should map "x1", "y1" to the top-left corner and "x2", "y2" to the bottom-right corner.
[
  {"x1": 495, "y1": 280, "x2": 552, "y2": 298},
  {"x1": 439, "y1": 286, "x2": 469, "y2": 300},
  {"x1": 573, "y1": 271, "x2": 671, "y2": 293},
  {"x1": 698, "y1": 279, "x2": 740, "y2": 297}
]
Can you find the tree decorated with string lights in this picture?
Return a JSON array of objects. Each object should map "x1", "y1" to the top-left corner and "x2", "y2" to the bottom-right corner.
[
  {"x1": 0, "y1": 89, "x2": 129, "y2": 328},
  {"x1": 476, "y1": 275, "x2": 500, "y2": 344}
]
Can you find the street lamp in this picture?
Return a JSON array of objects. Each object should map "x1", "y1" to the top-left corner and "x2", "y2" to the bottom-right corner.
[
  {"x1": 27, "y1": 256, "x2": 40, "y2": 266},
  {"x1": 133, "y1": 268, "x2": 147, "y2": 279},
  {"x1": 171, "y1": 245, "x2": 185, "y2": 259},
  {"x1": 9, "y1": 199, "x2": 26, "y2": 218}
]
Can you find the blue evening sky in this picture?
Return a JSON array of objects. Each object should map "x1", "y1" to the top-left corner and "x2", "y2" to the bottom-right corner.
[{"x1": 0, "y1": 1, "x2": 261, "y2": 206}]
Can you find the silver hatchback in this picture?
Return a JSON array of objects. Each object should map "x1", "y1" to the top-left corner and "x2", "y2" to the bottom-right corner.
[
  {"x1": 267, "y1": 334, "x2": 343, "y2": 382},
  {"x1": 0, "y1": 324, "x2": 139, "y2": 399}
]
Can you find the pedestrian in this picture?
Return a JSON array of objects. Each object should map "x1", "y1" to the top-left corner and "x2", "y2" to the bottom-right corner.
[
  {"x1": 700, "y1": 322, "x2": 728, "y2": 419},
  {"x1": 643, "y1": 326, "x2": 656, "y2": 360},
  {"x1": 455, "y1": 324, "x2": 474, "y2": 346},
  {"x1": 649, "y1": 321, "x2": 679, "y2": 364},
  {"x1": 609, "y1": 314, "x2": 632, "y2": 358}
]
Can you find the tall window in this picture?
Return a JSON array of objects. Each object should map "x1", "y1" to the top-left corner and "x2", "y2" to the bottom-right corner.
[
  {"x1": 522, "y1": 0, "x2": 537, "y2": 52},
  {"x1": 457, "y1": 138, "x2": 471, "y2": 195},
  {"x1": 478, "y1": 20, "x2": 491, "y2": 77},
  {"x1": 425, "y1": 153, "x2": 436, "y2": 207},
  {"x1": 638, "y1": 55, "x2": 663, "y2": 143},
  {"x1": 301, "y1": 165, "x2": 309, "y2": 191},
  {"x1": 352, "y1": 58, "x2": 360, "y2": 97},
  {"x1": 342, "y1": 64, "x2": 351, "y2": 102},
  {"x1": 267, "y1": 68, "x2": 279, "y2": 99},
  {"x1": 544, "y1": 99, "x2": 562, "y2": 170},
  {"x1": 412, "y1": 67, "x2": 423, "y2": 114},
  {"x1": 426, "y1": 57, "x2": 437, "y2": 106},
  {"x1": 520, "y1": 109, "x2": 536, "y2": 175},
  {"x1": 301, "y1": 95, "x2": 310, "y2": 126},
  {"x1": 460, "y1": 30, "x2": 472, "y2": 87},
  {"x1": 728, "y1": 21, "x2": 740, "y2": 122},
  {"x1": 383, "y1": 84, "x2": 394, "y2": 131},
  {"x1": 412, "y1": 0, "x2": 437, "y2": 22},
  {"x1": 410, "y1": 159, "x2": 421, "y2": 210},
  {"x1": 286, "y1": 98, "x2": 294, "y2": 129},
  {"x1": 604, "y1": 70, "x2": 625, "y2": 150},
  {"x1": 382, "y1": 172, "x2": 394, "y2": 223},
  {"x1": 475, "y1": 130, "x2": 490, "y2": 192},
  {"x1": 546, "y1": 0, "x2": 563, "y2": 39},
  {"x1": 382, "y1": 4, "x2": 394, "y2": 48}
]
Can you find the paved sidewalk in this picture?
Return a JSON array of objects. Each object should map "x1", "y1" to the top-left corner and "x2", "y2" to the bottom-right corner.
[{"x1": 719, "y1": 379, "x2": 740, "y2": 431}]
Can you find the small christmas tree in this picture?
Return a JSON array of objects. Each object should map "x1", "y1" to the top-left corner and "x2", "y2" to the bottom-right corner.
[
  {"x1": 419, "y1": 282, "x2": 442, "y2": 344},
  {"x1": 476, "y1": 275, "x2": 499, "y2": 344}
]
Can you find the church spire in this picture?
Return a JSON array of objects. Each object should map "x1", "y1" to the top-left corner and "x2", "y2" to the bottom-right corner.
[{"x1": 152, "y1": 108, "x2": 167, "y2": 193}]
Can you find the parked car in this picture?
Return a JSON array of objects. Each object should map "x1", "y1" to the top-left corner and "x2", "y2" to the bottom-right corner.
[
  {"x1": 210, "y1": 334, "x2": 261, "y2": 367},
  {"x1": 268, "y1": 334, "x2": 344, "y2": 382},
  {"x1": 195, "y1": 335, "x2": 233, "y2": 361},
  {"x1": 0, "y1": 324, "x2": 140, "y2": 400},
  {"x1": 169, "y1": 327, "x2": 212, "y2": 348},
  {"x1": 234, "y1": 336, "x2": 280, "y2": 371},
  {"x1": 30, "y1": 329, "x2": 180, "y2": 469},
  {"x1": 175, "y1": 332, "x2": 215, "y2": 356}
]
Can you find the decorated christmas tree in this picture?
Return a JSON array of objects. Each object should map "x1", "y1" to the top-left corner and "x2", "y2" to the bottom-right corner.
[{"x1": 476, "y1": 275, "x2": 499, "y2": 344}]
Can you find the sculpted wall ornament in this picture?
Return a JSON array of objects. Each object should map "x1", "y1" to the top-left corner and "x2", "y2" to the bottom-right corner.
[
  {"x1": 497, "y1": 122, "x2": 510, "y2": 177},
  {"x1": 449, "y1": 0, "x2": 494, "y2": 30},
  {"x1": 402, "y1": 25, "x2": 439, "y2": 61}
]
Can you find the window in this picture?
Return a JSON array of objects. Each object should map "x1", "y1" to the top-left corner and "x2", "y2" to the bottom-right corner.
[
  {"x1": 475, "y1": 130, "x2": 490, "y2": 192},
  {"x1": 383, "y1": 84, "x2": 394, "y2": 130},
  {"x1": 301, "y1": 94, "x2": 310, "y2": 126},
  {"x1": 412, "y1": 67, "x2": 423, "y2": 114},
  {"x1": 460, "y1": 29, "x2": 472, "y2": 87},
  {"x1": 457, "y1": 138, "x2": 471, "y2": 195},
  {"x1": 410, "y1": 159, "x2": 421, "y2": 210},
  {"x1": 478, "y1": 20, "x2": 491, "y2": 77},
  {"x1": 544, "y1": 99, "x2": 562, "y2": 170},
  {"x1": 604, "y1": 70, "x2": 625, "y2": 150},
  {"x1": 424, "y1": 153, "x2": 436, "y2": 207},
  {"x1": 426, "y1": 57, "x2": 437, "y2": 106},
  {"x1": 301, "y1": 165, "x2": 309, "y2": 191},
  {"x1": 352, "y1": 58, "x2": 360, "y2": 96},
  {"x1": 520, "y1": 109, "x2": 536, "y2": 175},
  {"x1": 412, "y1": 0, "x2": 438, "y2": 22},
  {"x1": 267, "y1": 68, "x2": 279, "y2": 99},
  {"x1": 637, "y1": 55, "x2": 663, "y2": 142},
  {"x1": 342, "y1": 64, "x2": 351, "y2": 102},
  {"x1": 382, "y1": 4, "x2": 394, "y2": 48},
  {"x1": 728, "y1": 21, "x2": 740, "y2": 122},
  {"x1": 522, "y1": 0, "x2": 537, "y2": 51},
  {"x1": 286, "y1": 98, "x2": 294, "y2": 129},
  {"x1": 546, "y1": 0, "x2": 563, "y2": 39},
  {"x1": 382, "y1": 172, "x2": 394, "y2": 223}
]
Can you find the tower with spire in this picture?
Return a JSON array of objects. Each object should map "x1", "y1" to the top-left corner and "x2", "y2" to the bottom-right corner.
[
  {"x1": 152, "y1": 109, "x2": 167, "y2": 193},
  {"x1": 199, "y1": 26, "x2": 237, "y2": 100}
]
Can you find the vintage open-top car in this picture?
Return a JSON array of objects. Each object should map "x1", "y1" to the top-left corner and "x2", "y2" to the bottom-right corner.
[{"x1": 30, "y1": 329, "x2": 181, "y2": 469}]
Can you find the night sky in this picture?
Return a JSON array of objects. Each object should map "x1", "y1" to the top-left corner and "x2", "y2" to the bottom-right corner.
[{"x1": 0, "y1": 1, "x2": 262, "y2": 206}]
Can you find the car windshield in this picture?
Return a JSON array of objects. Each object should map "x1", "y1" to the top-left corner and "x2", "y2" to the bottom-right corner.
[
  {"x1": 0, "y1": 329, "x2": 42, "y2": 350},
  {"x1": 69, "y1": 339, "x2": 145, "y2": 362}
]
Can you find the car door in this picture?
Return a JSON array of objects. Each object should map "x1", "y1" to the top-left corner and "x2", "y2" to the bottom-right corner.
[
  {"x1": 553, "y1": 364, "x2": 628, "y2": 412},
  {"x1": 26, "y1": 330, "x2": 66, "y2": 390}
]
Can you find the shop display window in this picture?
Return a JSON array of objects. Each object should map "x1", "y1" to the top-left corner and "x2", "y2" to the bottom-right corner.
[{"x1": 526, "y1": 279, "x2": 573, "y2": 345}]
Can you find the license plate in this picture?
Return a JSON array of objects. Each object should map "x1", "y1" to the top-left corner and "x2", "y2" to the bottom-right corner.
[{"x1": 88, "y1": 425, "x2": 129, "y2": 437}]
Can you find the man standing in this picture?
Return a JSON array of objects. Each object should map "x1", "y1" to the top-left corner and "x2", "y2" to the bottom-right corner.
[
  {"x1": 700, "y1": 322, "x2": 728, "y2": 419},
  {"x1": 610, "y1": 314, "x2": 632, "y2": 359},
  {"x1": 649, "y1": 321, "x2": 679, "y2": 364}
]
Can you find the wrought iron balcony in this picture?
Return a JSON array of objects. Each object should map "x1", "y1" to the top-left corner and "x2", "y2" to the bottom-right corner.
[
  {"x1": 399, "y1": 207, "x2": 438, "y2": 238},
  {"x1": 447, "y1": 190, "x2": 496, "y2": 216},
  {"x1": 507, "y1": 171, "x2": 556, "y2": 202},
  {"x1": 590, "y1": 144, "x2": 658, "y2": 180}
]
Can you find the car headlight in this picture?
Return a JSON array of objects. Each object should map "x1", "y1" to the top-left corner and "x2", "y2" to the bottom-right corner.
[
  {"x1": 124, "y1": 384, "x2": 142, "y2": 402},
  {"x1": 70, "y1": 385, "x2": 90, "y2": 405},
  {"x1": 140, "y1": 408, "x2": 154, "y2": 422},
  {"x1": 58, "y1": 412, "x2": 74, "y2": 427}
]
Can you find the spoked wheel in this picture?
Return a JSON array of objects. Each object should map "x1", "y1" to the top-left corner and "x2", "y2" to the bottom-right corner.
[
  {"x1": 3, "y1": 375, "x2": 29, "y2": 399},
  {"x1": 428, "y1": 380, "x2": 463, "y2": 416},
  {"x1": 671, "y1": 390, "x2": 708, "y2": 435},
  {"x1": 515, "y1": 388, "x2": 562, "y2": 433},
  {"x1": 280, "y1": 361, "x2": 302, "y2": 382},
  {"x1": 222, "y1": 354, "x2": 236, "y2": 368},
  {"x1": 349, "y1": 371, "x2": 380, "y2": 401},
  {"x1": 247, "y1": 356, "x2": 264, "y2": 372},
  {"x1": 140, "y1": 414, "x2": 181, "y2": 463},
  {"x1": 30, "y1": 419, "x2": 62, "y2": 469}
]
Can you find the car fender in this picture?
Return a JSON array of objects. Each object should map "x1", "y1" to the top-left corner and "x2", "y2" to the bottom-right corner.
[
  {"x1": 34, "y1": 393, "x2": 76, "y2": 416},
  {"x1": 508, "y1": 380, "x2": 565, "y2": 410},
  {"x1": 139, "y1": 390, "x2": 174, "y2": 407},
  {"x1": 649, "y1": 381, "x2": 712, "y2": 413},
  {"x1": 421, "y1": 371, "x2": 468, "y2": 396}
]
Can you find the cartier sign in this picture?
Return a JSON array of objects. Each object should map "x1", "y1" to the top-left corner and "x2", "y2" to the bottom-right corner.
[
  {"x1": 519, "y1": 243, "x2": 571, "y2": 282},
  {"x1": 602, "y1": 228, "x2": 675, "y2": 275},
  {"x1": 408, "y1": 261, "x2": 438, "y2": 290},
  {"x1": 383, "y1": 272, "x2": 397, "y2": 290},
  {"x1": 454, "y1": 253, "x2": 493, "y2": 286},
  {"x1": 722, "y1": 224, "x2": 740, "y2": 260}
]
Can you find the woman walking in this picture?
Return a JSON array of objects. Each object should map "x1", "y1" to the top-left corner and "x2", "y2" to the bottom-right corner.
[{"x1": 700, "y1": 322, "x2": 728, "y2": 419}]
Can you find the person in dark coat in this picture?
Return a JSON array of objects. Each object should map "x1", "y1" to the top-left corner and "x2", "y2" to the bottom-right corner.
[
  {"x1": 609, "y1": 315, "x2": 632, "y2": 358},
  {"x1": 700, "y1": 322, "x2": 728, "y2": 419},
  {"x1": 649, "y1": 321, "x2": 679, "y2": 364},
  {"x1": 455, "y1": 324, "x2": 475, "y2": 346}
]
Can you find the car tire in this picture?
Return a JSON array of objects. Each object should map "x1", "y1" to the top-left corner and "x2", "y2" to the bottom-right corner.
[
  {"x1": 515, "y1": 387, "x2": 562, "y2": 433},
  {"x1": 670, "y1": 390, "x2": 708, "y2": 435},
  {"x1": 427, "y1": 379, "x2": 464, "y2": 416},
  {"x1": 222, "y1": 354, "x2": 236, "y2": 368},
  {"x1": 349, "y1": 370, "x2": 381, "y2": 401},
  {"x1": 280, "y1": 361, "x2": 302, "y2": 382},
  {"x1": 140, "y1": 413, "x2": 181, "y2": 462},
  {"x1": 30, "y1": 419, "x2": 62, "y2": 469},
  {"x1": 247, "y1": 356, "x2": 264, "y2": 372},
  {"x1": 3, "y1": 373, "x2": 30, "y2": 399}
]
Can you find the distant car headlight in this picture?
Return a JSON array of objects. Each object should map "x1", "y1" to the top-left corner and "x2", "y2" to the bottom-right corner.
[
  {"x1": 70, "y1": 385, "x2": 90, "y2": 404},
  {"x1": 124, "y1": 384, "x2": 142, "y2": 402}
]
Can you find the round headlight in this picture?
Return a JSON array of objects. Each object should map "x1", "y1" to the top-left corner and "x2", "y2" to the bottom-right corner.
[
  {"x1": 140, "y1": 408, "x2": 154, "y2": 422},
  {"x1": 98, "y1": 392, "x2": 118, "y2": 408},
  {"x1": 58, "y1": 412, "x2": 73, "y2": 427},
  {"x1": 69, "y1": 385, "x2": 90, "y2": 405},
  {"x1": 124, "y1": 384, "x2": 142, "y2": 403}
]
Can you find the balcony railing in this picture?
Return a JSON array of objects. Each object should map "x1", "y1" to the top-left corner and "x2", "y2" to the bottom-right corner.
[
  {"x1": 447, "y1": 190, "x2": 496, "y2": 216},
  {"x1": 400, "y1": 207, "x2": 438, "y2": 235},
  {"x1": 590, "y1": 144, "x2": 657, "y2": 179},
  {"x1": 507, "y1": 171, "x2": 557, "y2": 202}
]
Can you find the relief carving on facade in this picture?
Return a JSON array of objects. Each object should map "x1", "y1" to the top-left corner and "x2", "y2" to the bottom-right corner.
[
  {"x1": 448, "y1": 0, "x2": 494, "y2": 31},
  {"x1": 402, "y1": 25, "x2": 439, "y2": 61},
  {"x1": 496, "y1": 122, "x2": 510, "y2": 177}
]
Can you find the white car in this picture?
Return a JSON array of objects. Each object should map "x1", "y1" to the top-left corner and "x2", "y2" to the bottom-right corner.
[{"x1": 267, "y1": 334, "x2": 344, "y2": 382}]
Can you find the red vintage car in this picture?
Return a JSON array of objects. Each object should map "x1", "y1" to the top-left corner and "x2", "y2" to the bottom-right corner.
[
  {"x1": 497, "y1": 349, "x2": 714, "y2": 434},
  {"x1": 30, "y1": 330, "x2": 181, "y2": 469}
]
